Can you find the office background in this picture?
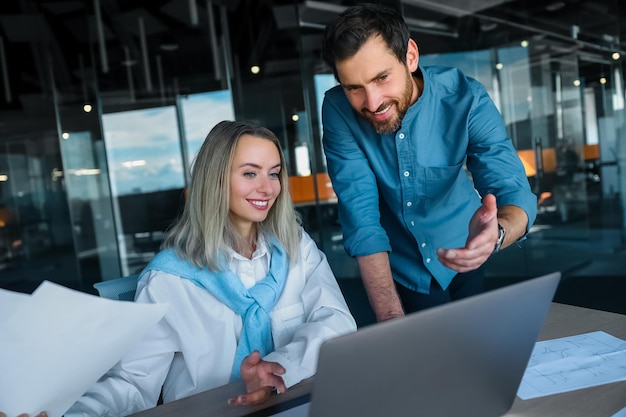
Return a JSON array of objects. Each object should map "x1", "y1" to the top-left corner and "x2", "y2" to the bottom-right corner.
[{"x1": 0, "y1": 0, "x2": 625, "y2": 326}]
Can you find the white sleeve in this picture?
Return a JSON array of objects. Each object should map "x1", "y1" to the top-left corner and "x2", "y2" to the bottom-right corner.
[{"x1": 264, "y1": 230, "x2": 357, "y2": 387}]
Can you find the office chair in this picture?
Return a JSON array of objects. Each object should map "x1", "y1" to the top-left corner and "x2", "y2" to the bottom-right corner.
[{"x1": 93, "y1": 274, "x2": 140, "y2": 301}]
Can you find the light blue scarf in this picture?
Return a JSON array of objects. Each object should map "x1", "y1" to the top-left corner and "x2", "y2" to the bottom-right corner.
[{"x1": 142, "y1": 236, "x2": 289, "y2": 380}]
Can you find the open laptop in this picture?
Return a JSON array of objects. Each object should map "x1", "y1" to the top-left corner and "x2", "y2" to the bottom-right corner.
[{"x1": 264, "y1": 272, "x2": 561, "y2": 417}]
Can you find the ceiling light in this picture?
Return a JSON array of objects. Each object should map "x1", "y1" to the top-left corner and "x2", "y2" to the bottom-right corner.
[
  {"x1": 159, "y1": 33, "x2": 179, "y2": 52},
  {"x1": 160, "y1": 43, "x2": 179, "y2": 52},
  {"x1": 545, "y1": 1, "x2": 565, "y2": 11},
  {"x1": 250, "y1": 65, "x2": 260, "y2": 75},
  {"x1": 612, "y1": 52, "x2": 621, "y2": 61},
  {"x1": 480, "y1": 22, "x2": 497, "y2": 32}
]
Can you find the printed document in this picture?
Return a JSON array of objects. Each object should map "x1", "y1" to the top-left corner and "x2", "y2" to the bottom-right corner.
[{"x1": 517, "y1": 331, "x2": 626, "y2": 399}]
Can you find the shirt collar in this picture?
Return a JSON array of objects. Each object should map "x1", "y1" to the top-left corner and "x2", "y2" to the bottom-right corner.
[{"x1": 228, "y1": 234, "x2": 270, "y2": 263}]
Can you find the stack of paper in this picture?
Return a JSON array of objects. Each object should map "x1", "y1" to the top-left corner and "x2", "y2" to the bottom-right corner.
[{"x1": 0, "y1": 281, "x2": 168, "y2": 417}]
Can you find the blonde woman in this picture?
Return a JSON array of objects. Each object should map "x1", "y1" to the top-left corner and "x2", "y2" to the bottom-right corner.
[{"x1": 65, "y1": 120, "x2": 356, "y2": 416}]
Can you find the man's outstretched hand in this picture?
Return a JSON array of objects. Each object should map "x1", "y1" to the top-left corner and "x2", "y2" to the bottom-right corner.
[{"x1": 436, "y1": 194, "x2": 498, "y2": 273}]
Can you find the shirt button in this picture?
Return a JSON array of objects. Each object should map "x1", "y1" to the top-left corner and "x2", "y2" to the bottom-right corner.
[
  {"x1": 399, "y1": 133, "x2": 405, "y2": 139},
  {"x1": 421, "y1": 242, "x2": 426, "y2": 248},
  {"x1": 411, "y1": 221, "x2": 415, "y2": 226},
  {"x1": 426, "y1": 258, "x2": 431, "y2": 263},
  {"x1": 407, "y1": 201, "x2": 412, "y2": 207},
  {"x1": 403, "y1": 171, "x2": 410, "y2": 177}
]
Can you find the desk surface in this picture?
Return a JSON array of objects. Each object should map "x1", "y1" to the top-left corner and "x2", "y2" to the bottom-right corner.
[
  {"x1": 506, "y1": 303, "x2": 626, "y2": 417},
  {"x1": 130, "y1": 303, "x2": 626, "y2": 417}
]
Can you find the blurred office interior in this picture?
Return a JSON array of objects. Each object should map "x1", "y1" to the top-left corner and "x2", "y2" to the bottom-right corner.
[{"x1": 1, "y1": 0, "x2": 625, "y2": 326}]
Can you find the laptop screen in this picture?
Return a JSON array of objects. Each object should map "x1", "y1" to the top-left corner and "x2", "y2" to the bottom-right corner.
[{"x1": 260, "y1": 272, "x2": 560, "y2": 417}]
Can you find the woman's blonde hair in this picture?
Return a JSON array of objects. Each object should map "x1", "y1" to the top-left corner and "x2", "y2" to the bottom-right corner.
[{"x1": 162, "y1": 120, "x2": 301, "y2": 270}]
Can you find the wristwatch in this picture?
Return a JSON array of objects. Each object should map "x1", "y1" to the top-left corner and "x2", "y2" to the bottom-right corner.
[{"x1": 493, "y1": 223, "x2": 506, "y2": 253}]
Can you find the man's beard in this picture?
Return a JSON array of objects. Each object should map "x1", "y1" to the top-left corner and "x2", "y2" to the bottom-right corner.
[
  {"x1": 365, "y1": 102, "x2": 406, "y2": 134},
  {"x1": 363, "y1": 71, "x2": 414, "y2": 134}
]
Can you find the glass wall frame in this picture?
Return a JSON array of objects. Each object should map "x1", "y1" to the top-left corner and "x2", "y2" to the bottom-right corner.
[{"x1": 1, "y1": 1, "x2": 626, "y2": 311}]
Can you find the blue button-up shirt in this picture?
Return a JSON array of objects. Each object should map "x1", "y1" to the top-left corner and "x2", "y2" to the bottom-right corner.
[{"x1": 322, "y1": 65, "x2": 537, "y2": 294}]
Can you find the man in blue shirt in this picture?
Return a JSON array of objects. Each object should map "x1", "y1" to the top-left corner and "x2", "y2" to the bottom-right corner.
[{"x1": 321, "y1": 3, "x2": 537, "y2": 322}]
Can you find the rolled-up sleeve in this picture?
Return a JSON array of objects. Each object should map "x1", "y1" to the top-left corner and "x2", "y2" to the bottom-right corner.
[{"x1": 322, "y1": 87, "x2": 392, "y2": 257}]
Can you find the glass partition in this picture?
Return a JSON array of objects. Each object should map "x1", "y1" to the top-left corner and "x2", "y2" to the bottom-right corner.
[
  {"x1": 99, "y1": 89, "x2": 235, "y2": 276},
  {"x1": 1, "y1": 0, "x2": 625, "y2": 314},
  {"x1": 59, "y1": 130, "x2": 120, "y2": 286},
  {"x1": 179, "y1": 90, "x2": 236, "y2": 168},
  {"x1": 102, "y1": 106, "x2": 185, "y2": 275}
]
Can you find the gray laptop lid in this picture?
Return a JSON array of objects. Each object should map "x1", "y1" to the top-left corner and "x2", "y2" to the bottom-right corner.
[{"x1": 305, "y1": 272, "x2": 561, "y2": 417}]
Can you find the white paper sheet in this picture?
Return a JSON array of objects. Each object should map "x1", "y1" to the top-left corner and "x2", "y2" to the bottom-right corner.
[
  {"x1": 0, "y1": 281, "x2": 168, "y2": 417},
  {"x1": 517, "y1": 331, "x2": 626, "y2": 399},
  {"x1": 0, "y1": 286, "x2": 28, "y2": 319}
]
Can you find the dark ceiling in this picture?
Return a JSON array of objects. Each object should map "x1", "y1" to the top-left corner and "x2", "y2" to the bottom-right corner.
[{"x1": 0, "y1": 0, "x2": 625, "y2": 115}]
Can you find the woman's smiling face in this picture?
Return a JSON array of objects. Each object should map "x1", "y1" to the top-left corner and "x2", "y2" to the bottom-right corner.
[{"x1": 228, "y1": 134, "x2": 282, "y2": 237}]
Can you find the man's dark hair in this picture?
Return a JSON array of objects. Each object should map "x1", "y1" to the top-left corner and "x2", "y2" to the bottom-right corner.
[{"x1": 321, "y1": 3, "x2": 411, "y2": 81}]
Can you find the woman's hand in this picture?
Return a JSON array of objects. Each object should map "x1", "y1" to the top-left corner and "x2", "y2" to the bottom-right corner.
[
  {"x1": 228, "y1": 350, "x2": 287, "y2": 406},
  {"x1": 0, "y1": 413, "x2": 48, "y2": 417}
]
